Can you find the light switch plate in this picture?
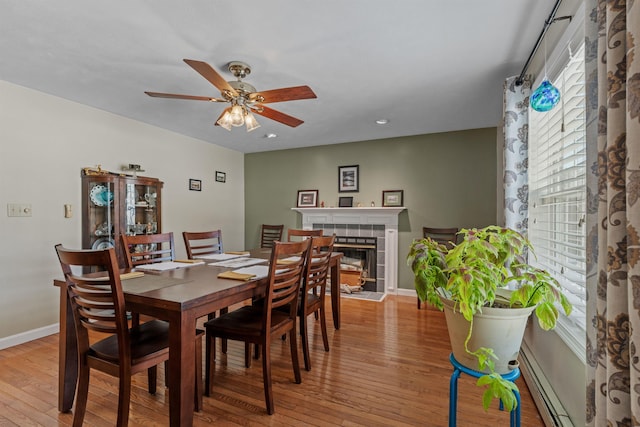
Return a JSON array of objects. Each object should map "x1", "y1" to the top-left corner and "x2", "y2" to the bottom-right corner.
[{"x1": 7, "y1": 203, "x2": 32, "y2": 217}]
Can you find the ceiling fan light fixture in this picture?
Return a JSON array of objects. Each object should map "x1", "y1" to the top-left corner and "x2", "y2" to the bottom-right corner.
[
  {"x1": 216, "y1": 108, "x2": 233, "y2": 131},
  {"x1": 230, "y1": 105, "x2": 245, "y2": 127},
  {"x1": 245, "y1": 112, "x2": 261, "y2": 132}
]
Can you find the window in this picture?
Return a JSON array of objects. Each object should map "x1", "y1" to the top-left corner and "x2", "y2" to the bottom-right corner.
[{"x1": 528, "y1": 43, "x2": 586, "y2": 360}]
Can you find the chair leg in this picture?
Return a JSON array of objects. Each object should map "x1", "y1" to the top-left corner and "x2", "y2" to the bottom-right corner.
[
  {"x1": 116, "y1": 371, "x2": 132, "y2": 427},
  {"x1": 261, "y1": 340, "x2": 275, "y2": 415},
  {"x1": 220, "y1": 307, "x2": 228, "y2": 353},
  {"x1": 207, "y1": 313, "x2": 217, "y2": 360},
  {"x1": 289, "y1": 328, "x2": 302, "y2": 385},
  {"x1": 313, "y1": 288, "x2": 319, "y2": 319},
  {"x1": 72, "y1": 364, "x2": 90, "y2": 427},
  {"x1": 300, "y1": 314, "x2": 311, "y2": 371},
  {"x1": 319, "y1": 306, "x2": 330, "y2": 352},
  {"x1": 131, "y1": 312, "x2": 141, "y2": 327},
  {"x1": 164, "y1": 361, "x2": 169, "y2": 388},
  {"x1": 205, "y1": 332, "x2": 215, "y2": 397},
  {"x1": 147, "y1": 365, "x2": 157, "y2": 394},
  {"x1": 245, "y1": 343, "x2": 252, "y2": 368}
]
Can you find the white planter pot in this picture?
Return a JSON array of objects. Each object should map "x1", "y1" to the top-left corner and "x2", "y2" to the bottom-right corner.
[{"x1": 441, "y1": 296, "x2": 535, "y2": 374}]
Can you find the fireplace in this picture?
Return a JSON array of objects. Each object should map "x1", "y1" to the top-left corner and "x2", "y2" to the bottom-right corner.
[
  {"x1": 333, "y1": 236, "x2": 378, "y2": 292},
  {"x1": 292, "y1": 207, "x2": 405, "y2": 295}
]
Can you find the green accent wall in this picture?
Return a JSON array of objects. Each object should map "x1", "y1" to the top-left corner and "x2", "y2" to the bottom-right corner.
[{"x1": 245, "y1": 127, "x2": 497, "y2": 290}]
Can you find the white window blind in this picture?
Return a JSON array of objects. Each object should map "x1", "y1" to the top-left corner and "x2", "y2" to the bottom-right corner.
[{"x1": 528, "y1": 43, "x2": 586, "y2": 358}]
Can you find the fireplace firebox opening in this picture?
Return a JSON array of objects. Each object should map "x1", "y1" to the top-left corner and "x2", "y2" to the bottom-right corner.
[{"x1": 333, "y1": 236, "x2": 377, "y2": 292}]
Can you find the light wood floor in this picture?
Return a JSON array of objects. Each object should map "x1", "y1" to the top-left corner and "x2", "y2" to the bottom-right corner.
[{"x1": 0, "y1": 295, "x2": 545, "y2": 426}]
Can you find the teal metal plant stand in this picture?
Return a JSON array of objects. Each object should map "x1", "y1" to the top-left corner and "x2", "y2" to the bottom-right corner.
[{"x1": 448, "y1": 353, "x2": 521, "y2": 427}]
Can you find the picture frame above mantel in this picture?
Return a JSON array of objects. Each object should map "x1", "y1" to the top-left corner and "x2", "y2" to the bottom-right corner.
[{"x1": 338, "y1": 165, "x2": 359, "y2": 192}]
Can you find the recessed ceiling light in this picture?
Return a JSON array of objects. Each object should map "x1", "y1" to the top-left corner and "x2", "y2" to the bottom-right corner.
[
  {"x1": 265, "y1": 133, "x2": 277, "y2": 139},
  {"x1": 375, "y1": 119, "x2": 389, "y2": 125}
]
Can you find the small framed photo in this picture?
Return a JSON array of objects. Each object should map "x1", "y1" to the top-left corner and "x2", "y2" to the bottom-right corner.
[
  {"x1": 338, "y1": 165, "x2": 359, "y2": 192},
  {"x1": 382, "y1": 190, "x2": 403, "y2": 207},
  {"x1": 297, "y1": 190, "x2": 319, "y2": 207},
  {"x1": 189, "y1": 179, "x2": 202, "y2": 191},
  {"x1": 338, "y1": 196, "x2": 353, "y2": 207},
  {"x1": 215, "y1": 171, "x2": 226, "y2": 183}
]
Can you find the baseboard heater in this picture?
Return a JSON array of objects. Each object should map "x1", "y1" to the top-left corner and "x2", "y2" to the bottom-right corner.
[{"x1": 519, "y1": 343, "x2": 575, "y2": 427}]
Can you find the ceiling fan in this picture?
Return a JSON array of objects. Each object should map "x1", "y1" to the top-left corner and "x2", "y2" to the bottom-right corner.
[{"x1": 145, "y1": 59, "x2": 317, "y2": 132}]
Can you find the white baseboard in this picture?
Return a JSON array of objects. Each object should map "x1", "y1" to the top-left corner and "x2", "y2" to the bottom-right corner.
[
  {"x1": 396, "y1": 288, "x2": 416, "y2": 297},
  {"x1": 0, "y1": 324, "x2": 59, "y2": 350},
  {"x1": 520, "y1": 342, "x2": 575, "y2": 427}
]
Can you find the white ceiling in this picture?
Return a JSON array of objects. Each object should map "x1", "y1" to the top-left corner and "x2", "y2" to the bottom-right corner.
[{"x1": 0, "y1": 1, "x2": 556, "y2": 153}]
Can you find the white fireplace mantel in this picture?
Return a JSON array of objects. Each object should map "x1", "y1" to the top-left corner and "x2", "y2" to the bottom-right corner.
[
  {"x1": 292, "y1": 207, "x2": 405, "y2": 293},
  {"x1": 291, "y1": 207, "x2": 405, "y2": 227}
]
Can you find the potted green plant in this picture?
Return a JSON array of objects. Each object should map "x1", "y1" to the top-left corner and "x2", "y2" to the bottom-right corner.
[{"x1": 407, "y1": 225, "x2": 572, "y2": 411}]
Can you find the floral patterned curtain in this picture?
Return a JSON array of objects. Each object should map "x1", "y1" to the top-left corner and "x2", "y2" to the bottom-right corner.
[
  {"x1": 585, "y1": 0, "x2": 640, "y2": 425},
  {"x1": 503, "y1": 76, "x2": 531, "y2": 235}
]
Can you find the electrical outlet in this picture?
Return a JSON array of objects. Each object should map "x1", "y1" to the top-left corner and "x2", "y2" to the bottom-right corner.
[{"x1": 7, "y1": 203, "x2": 32, "y2": 217}]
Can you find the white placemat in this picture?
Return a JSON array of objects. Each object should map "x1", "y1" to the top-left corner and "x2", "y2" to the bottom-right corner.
[
  {"x1": 135, "y1": 261, "x2": 201, "y2": 271},
  {"x1": 209, "y1": 257, "x2": 267, "y2": 268},
  {"x1": 196, "y1": 253, "x2": 244, "y2": 261}
]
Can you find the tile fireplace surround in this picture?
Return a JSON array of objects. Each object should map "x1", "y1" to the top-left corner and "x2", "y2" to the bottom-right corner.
[{"x1": 292, "y1": 207, "x2": 405, "y2": 294}]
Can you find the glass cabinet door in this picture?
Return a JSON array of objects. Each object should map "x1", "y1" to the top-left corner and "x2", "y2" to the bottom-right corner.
[
  {"x1": 124, "y1": 180, "x2": 160, "y2": 236},
  {"x1": 85, "y1": 179, "x2": 117, "y2": 250}
]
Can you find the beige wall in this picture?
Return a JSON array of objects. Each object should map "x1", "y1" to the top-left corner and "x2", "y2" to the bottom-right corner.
[
  {"x1": 244, "y1": 128, "x2": 498, "y2": 290},
  {"x1": 0, "y1": 81, "x2": 245, "y2": 343}
]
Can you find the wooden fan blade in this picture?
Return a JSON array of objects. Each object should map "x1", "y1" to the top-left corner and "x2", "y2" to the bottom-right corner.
[
  {"x1": 183, "y1": 59, "x2": 238, "y2": 97},
  {"x1": 144, "y1": 91, "x2": 223, "y2": 102},
  {"x1": 250, "y1": 85, "x2": 317, "y2": 104},
  {"x1": 252, "y1": 105, "x2": 304, "y2": 127}
]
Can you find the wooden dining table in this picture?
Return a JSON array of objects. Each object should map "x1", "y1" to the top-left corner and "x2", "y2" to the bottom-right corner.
[{"x1": 54, "y1": 248, "x2": 342, "y2": 426}]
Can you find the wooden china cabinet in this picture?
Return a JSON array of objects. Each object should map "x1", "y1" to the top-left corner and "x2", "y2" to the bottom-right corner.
[{"x1": 81, "y1": 168, "x2": 163, "y2": 267}]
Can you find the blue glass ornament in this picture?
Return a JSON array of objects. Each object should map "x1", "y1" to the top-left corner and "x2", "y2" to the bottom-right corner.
[{"x1": 530, "y1": 79, "x2": 561, "y2": 112}]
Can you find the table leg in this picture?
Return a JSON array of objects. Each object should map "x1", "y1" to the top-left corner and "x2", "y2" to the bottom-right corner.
[
  {"x1": 168, "y1": 312, "x2": 196, "y2": 426},
  {"x1": 330, "y1": 260, "x2": 341, "y2": 329},
  {"x1": 57, "y1": 281, "x2": 77, "y2": 412}
]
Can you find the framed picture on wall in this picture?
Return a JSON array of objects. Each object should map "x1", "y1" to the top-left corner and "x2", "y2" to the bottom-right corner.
[
  {"x1": 338, "y1": 165, "x2": 359, "y2": 192},
  {"x1": 189, "y1": 179, "x2": 202, "y2": 191},
  {"x1": 215, "y1": 171, "x2": 226, "y2": 183},
  {"x1": 297, "y1": 190, "x2": 319, "y2": 207},
  {"x1": 382, "y1": 190, "x2": 403, "y2": 207}
]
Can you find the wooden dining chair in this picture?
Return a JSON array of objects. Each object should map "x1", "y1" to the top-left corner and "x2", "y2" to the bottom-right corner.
[
  {"x1": 120, "y1": 232, "x2": 177, "y2": 327},
  {"x1": 121, "y1": 232, "x2": 175, "y2": 268},
  {"x1": 182, "y1": 230, "x2": 223, "y2": 258},
  {"x1": 54, "y1": 245, "x2": 203, "y2": 426},
  {"x1": 260, "y1": 224, "x2": 284, "y2": 248},
  {"x1": 418, "y1": 227, "x2": 459, "y2": 309},
  {"x1": 183, "y1": 230, "x2": 230, "y2": 358},
  {"x1": 287, "y1": 228, "x2": 323, "y2": 242},
  {"x1": 204, "y1": 239, "x2": 311, "y2": 415},
  {"x1": 298, "y1": 234, "x2": 335, "y2": 371}
]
